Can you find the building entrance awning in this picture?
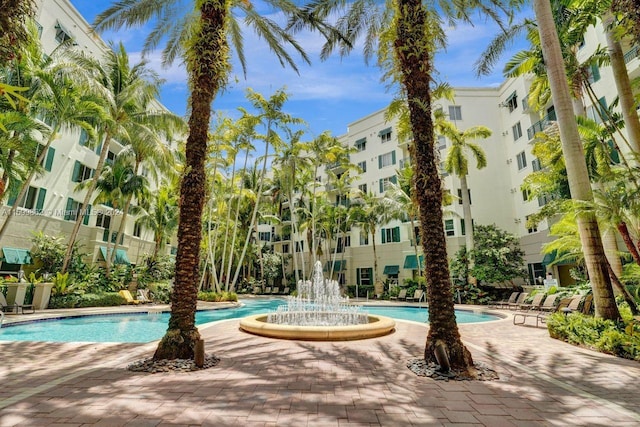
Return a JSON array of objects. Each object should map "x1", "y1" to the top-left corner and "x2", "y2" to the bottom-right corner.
[
  {"x1": 383, "y1": 265, "x2": 399, "y2": 275},
  {"x1": 99, "y1": 246, "x2": 131, "y2": 265},
  {"x1": 403, "y1": 254, "x2": 424, "y2": 269},
  {"x1": 1, "y1": 247, "x2": 32, "y2": 265}
]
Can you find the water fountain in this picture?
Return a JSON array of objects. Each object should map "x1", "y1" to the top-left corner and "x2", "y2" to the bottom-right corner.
[{"x1": 239, "y1": 261, "x2": 395, "y2": 341}]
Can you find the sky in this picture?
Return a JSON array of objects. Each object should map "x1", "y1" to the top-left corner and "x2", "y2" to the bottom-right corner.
[{"x1": 70, "y1": 1, "x2": 529, "y2": 139}]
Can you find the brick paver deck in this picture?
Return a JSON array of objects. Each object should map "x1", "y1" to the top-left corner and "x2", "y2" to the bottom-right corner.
[{"x1": 1, "y1": 304, "x2": 639, "y2": 426}]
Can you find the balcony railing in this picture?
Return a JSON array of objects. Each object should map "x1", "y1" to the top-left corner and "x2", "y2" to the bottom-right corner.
[
  {"x1": 624, "y1": 45, "x2": 640, "y2": 64},
  {"x1": 527, "y1": 110, "x2": 557, "y2": 140}
]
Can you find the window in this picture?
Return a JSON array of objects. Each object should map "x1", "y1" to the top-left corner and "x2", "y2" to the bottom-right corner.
[
  {"x1": 437, "y1": 136, "x2": 446, "y2": 150},
  {"x1": 440, "y1": 162, "x2": 449, "y2": 177},
  {"x1": 64, "y1": 198, "x2": 89, "y2": 224},
  {"x1": 378, "y1": 151, "x2": 396, "y2": 168},
  {"x1": 522, "y1": 188, "x2": 530, "y2": 202},
  {"x1": 505, "y1": 92, "x2": 518, "y2": 112},
  {"x1": 356, "y1": 268, "x2": 372, "y2": 286},
  {"x1": 379, "y1": 175, "x2": 397, "y2": 193},
  {"x1": 295, "y1": 241, "x2": 304, "y2": 252},
  {"x1": 335, "y1": 194, "x2": 349, "y2": 206},
  {"x1": 448, "y1": 105, "x2": 462, "y2": 121},
  {"x1": 413, "y1": 227, "x2": 421, "y2": 246},
  {"x1": 35, "y1": 21, "x2": 43, "y2": 38},
  {"x1": 96, "y1": 212, "x2": 111, "y2": 229},
  {"x1": 282, "y1": 243, "x2": 289, "y2": 254},
  {"x1": 381, "y1": 227, "x2": 400, "y2": 243},
  {"x1": 516, "y1": 151, "x2": 527, "y2": 170},
  {"x1": 532, "y1": 158, "x2": 542, "y2": 171},
  {"x1": 358, "y1": 183, "x2": 367, "y2": 194},
  {"x1": 526, "y1": 215, "x2": 537, "y2": 233},
  {"x1": 55, "y1": 22, "x2": 72, "y2": 44},
  {"x1": 106, "y1": 151, "x2": 116, "y2": 165},
  {"x1": 444, "y1": 219, "x2": 455, "y2": 236},
  {"x1": 538, "y1": 194, "x2": 553, "y2": 207},
  {"x1": 460, "y1": 219, "x2": 466, "y2": 236},
  {"x1": 588, "y1": 63, "x2": 601, "y2": 83},
  {"x1": 359, "y1": 232, "x2": 368, "y2": 246},
  {"x1": 586, "y1": 97, "x2": 607, "y2": 124},
  {"x1": 13, "y1": 186, "x2": 38, "y2": 210},
  {"x1": 357, "y1": 161, "x2": 367, "y2": 173},
  {"x1": 379, "y1": 127, "x2": 392, "y2": 143},
  {"x1": 457, "y1": 188, "x2": 471, "y2": 204},
  {"x1": 258, "y1": 231, "x2": 271, "y2": 241},
  {"x1": 355, "y1": 138, "x2": 367, "y2": 151},
  {"x1": 528, "y1": 263, "x2": 545, "y2": 286},
  {"x1": 337, "y1": 236, "x2": 351, "y2": 252},
  {"x1": 78, "y1": 129, "x2": 89, "y2": 146},
  {"x1": 71, "y1": 161, "x2": 94, "y2": 182},
  {"x1": 512, "y1": 122, "x2": 523, "y2": 141},
  {"x1": 133, "y1": 222, "x2": 142, "y2": 238}
]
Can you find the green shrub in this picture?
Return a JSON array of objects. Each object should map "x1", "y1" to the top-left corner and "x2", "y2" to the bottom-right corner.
[
  {"x1": 148, "y1": 280, "x2": 172, "y2": 303},
  {"x1": 197, "y1": 291, "x2": 238, "y2": 302},
  {"x1": 547, "y1": 312, "x2": 640, "y2": 360},
  {"x1": 48, "y1": 292, "x2": 126, "y2": 308}
]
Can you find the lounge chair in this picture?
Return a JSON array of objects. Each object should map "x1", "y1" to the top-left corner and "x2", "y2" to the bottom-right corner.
[
  {"x1": 406, "y1": 289, "x2": 424, "y2": 302},
  {"x1": 537, "y1": 294, "x2": 559, "y2": 312},
  {"x1": 513, "y1": 294, "x2": 556, "y2": 326},
  {"x1": 488, "y1": 291, "x2": 519, "y2": 309},
  {"x1": 118, "y1": 290, "x2": 141, "y2": 305},
  {"x1": 0, "y1": 292, "x2": 35, "y2": 314},
  {"x1": 136, "y1": 289, "x2": 153, "y2": 304},
  {"x1": 271, "y1": 287, "x2": 280, "y2": 294},
  {"x1": 506, "y1": 292, "x2": 529, "y2": 310},
  {"x1": 252, "y1": 286, "x2": 261, "y2": 294},
  {"x1": 560, "y1": 294, "x2": 585, "y2": 314},
  {"x1": 514, "y1": 293, "x2": 545, "y2": 311},
  {"x1": 280, "y1": 287, "x2": 290, "y2": 295},
  {"x1": 390, "y1": 289, "x2": 407, "y2": 301},
  {"x1": 263, "y1": 286, "x2": 272, "y2": 294}
]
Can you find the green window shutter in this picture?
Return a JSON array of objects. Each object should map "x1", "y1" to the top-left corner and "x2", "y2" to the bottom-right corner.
[
  {"x1": 90, "y1": 168, "x2": 95, "y2": 178},
  {"x1": 392, "y1": 226, "x2": 400, "y2": 242},
  {"x1": 79, "y1": 129, "x2": 88, "y2": 146},
  {"x1": 598, "y1": 97, "x2": 607, "y2": 117},
  {"x1": 379, "y1": 179, "x2": 384, "y2": 194},
  {"x1": 391, "y1": 175, "x2": 397, "y2": 184},
  {"x1": 83, "y1": 203, "x2": 91, "y2": 225},
  {"x1": 608, "y1": 140, "x2": 620, "y2": 164},
  {"x1": 460, "y1": 219, "x2": 466, "y2": 235},
  {"x1": 7, "y1": 181, "x2": 21, "y2": 206},
  {"x1": 378, "y1": 155, "x2": 382, "y2": 169},
  {"x1": 95, "y1": 140, "x2": 103, "y2": 155},
  {"x1": 391, "y1": 151, "x2": 396, "y2": 165},
  {"x1": 64, "y1": 198, "x2": 74, "y2": 220},
  {"x1": 72, "y1": 161, "x2": 81, "y2": 182},
  {"x1": 381, "y1": 229, "x2": 386, "y2": 244},
  {"x1": 35, "y1": 188, "x2": 46, "y2": 213},
  {"x1": 44, "y1": 147, "x2": 55, "y2": 172},
  {"x1": 591, "y1": 64, "x2": 600, "y2": 82}
]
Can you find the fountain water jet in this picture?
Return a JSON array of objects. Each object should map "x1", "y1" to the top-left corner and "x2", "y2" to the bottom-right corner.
[{"x1": 240, "y1": 261, "x2": 395, "y2": 341}]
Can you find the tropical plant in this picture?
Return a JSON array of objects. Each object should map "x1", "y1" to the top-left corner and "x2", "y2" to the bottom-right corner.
[
  {"x1": 470, "y1": 224, "x2": 527, "y2": 285},
  {"x1": 136, "y1": 183, "x2": 180, "y2": 262}
]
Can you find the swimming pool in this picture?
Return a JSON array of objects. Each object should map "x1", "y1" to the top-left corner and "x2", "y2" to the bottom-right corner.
[{"x1": 0, "y1": 298, "x2": 501, "y2": 343}]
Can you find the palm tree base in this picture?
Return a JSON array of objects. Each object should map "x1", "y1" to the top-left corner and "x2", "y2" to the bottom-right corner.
[
  {"x1": 153, "y1": 328, "x2": 202, "y2": 360},
  {"x1": 424, "y1": 338, "x2": 475, "y2": 376}
]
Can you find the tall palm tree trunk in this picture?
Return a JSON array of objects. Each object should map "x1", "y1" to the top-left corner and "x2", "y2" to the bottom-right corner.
[
  {"x1": 533, "y1": 0, "x2": 620, "y2": 320},
  {"x1": 154, "y1": 0, "x2": 228, "y2": 360},
  {"x1": 459, "y1": 175, "x2": 474, "y2": 255},
  {"x1": 0, "y1": 150, "x2": 16, "y2": 203},
  {"x1": 395, "y1": 0, "x2": 473, "y2": 371},
  {"x1": 62, "y1": 135, "x2": 112, "y2": 273},
  {"x1": 603, "y1": 11, "x2": 640, "y2": 153}
]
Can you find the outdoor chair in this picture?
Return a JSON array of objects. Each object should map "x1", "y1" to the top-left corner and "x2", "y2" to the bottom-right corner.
[
  {"x1": 390, "y1": 289, "x2": 407, "y2": 301},
  {"x1": 513, "y1": 294, "x2": 557, "y2": 327},
  {"x1": 280, "y1": 287, "x2": 290, "y2": 295},
  {"x1": 118, "y1": 290, "x2": 141, "y2": 305},
  {"x1": 514, "y1": 293, "x2": 545, "y2": 311},
  {"x1": 136, "y1": 289, "x2": 153, "y2": 304},
  {"x1": 271, "y1": 287, "x2": 280, "y2": 294},
  {"x1": 263, "y1": 286, "x2": 272, "y2": 294},
  {"x1": 506, "y1": 293, "x2": 529, "y2": 310},
  {"x1": 0, "y1": 292, "x2": 35, "y2": 314},
  {"x1": 488, "y1": 291, "x2": 519, "y2": 309},
  {"x1": 406, "y1": 289, "x2": 424, "y2": 302},
  {"x1": 560, "y1": 294, "x2": 585, "y2": 315}
]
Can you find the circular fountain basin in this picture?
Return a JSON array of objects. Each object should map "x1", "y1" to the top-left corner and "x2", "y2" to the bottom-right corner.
[{"x1": 239, "y1": 314, "x2": 396, "y2": 341}]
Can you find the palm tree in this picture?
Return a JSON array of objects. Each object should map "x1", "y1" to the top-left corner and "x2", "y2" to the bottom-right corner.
[
  {"x1": 0, "y1": 0, "x2": 36, "y2": 66},
  {"x1": 439, "y1": 121, "x2": 491, "y2": 255},
  {"x1": 137, "y1": 182, "x2": 180, "y2": 263},
  {"x1": 533, "y1": 0, "x2": 620, "y2": 320},
  {"x1": 95, "y1": 0, "x2": 341, "y2": 360},
  {"x1": 61, "y1": 43, "x2": 175, "y2": 275},
  {"x1": 352, "y1": 190, "x2": 387, "y2": 293}
]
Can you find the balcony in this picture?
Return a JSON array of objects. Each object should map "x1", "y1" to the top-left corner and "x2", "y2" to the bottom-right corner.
[
  {"x1": 325, "y1": 155, "x2": 350, "y2": 172},
  {"x1": 527, "y1": 110, "x2": 557, "y2": 140},
  {"x1": 624, "y1": 45, "x2": 639, "y2": 64}
]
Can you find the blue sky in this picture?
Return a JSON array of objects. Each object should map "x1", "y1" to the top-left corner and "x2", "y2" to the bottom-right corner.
[{"x1": 70, "y1": 1, "x2": 527, "y2": 138}]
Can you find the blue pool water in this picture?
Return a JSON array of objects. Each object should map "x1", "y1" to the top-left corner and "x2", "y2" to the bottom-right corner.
[{"x1": 0, "y1": 298, "x2": 501, "y2": 343}]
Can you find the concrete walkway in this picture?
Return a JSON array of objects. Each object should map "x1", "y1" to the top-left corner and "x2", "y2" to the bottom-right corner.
[{"x1": 1, "y1": 305, "x2": 639, "y2": 426}]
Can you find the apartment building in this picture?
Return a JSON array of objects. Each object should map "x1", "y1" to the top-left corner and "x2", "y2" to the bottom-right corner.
[
  {"x1": 269, "y1": 19, "x2": 639, "y2": 289},
  {"x1": 0, "y1": 0, "x2": 173, "y2": 273}
]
